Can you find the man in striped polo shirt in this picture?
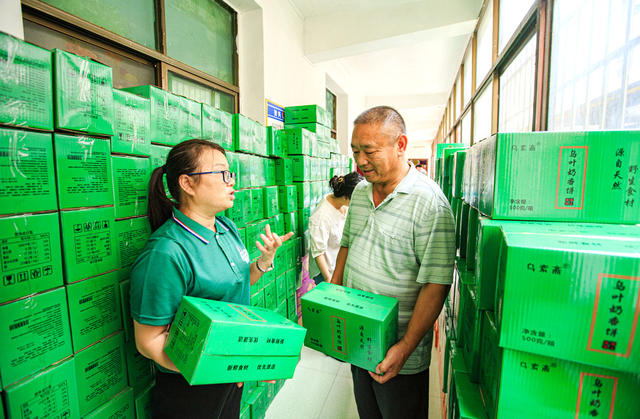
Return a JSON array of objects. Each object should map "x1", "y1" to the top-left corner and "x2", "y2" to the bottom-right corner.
[{"x1": 332, "y1": 106, "x2": 455, "y2": 418}]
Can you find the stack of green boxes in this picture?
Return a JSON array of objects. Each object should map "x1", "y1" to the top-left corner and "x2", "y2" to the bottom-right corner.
[
  {"x1": 435, "y1": 132, "x2": 640, "y2": 418},
  {"x1": 0, "y1": 31, "x2": 353, "y2": 418},
  {"x1": 0, "y1": 32, "x2": 155, "y2": 419}
]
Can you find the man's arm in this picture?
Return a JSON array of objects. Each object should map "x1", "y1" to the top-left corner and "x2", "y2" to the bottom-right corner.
[
  {"x1": 369, "y1": 282, "x2": 450, "y2": 384},
  {"x1": 330, "y1": 246, "x2": 349, "y2": 285}
]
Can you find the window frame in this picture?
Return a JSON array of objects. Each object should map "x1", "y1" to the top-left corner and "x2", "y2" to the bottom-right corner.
[{"x1": 21, "y1": 0, "x2": 239, "y2": 112}]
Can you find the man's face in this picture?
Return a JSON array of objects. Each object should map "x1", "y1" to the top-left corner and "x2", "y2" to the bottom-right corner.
[{"x1": 351, "y1": 123, "x2": 402, "y2": 185}]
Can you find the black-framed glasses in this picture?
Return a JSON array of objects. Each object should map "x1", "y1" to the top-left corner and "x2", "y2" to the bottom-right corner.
[{"x1": 186, "y1": 170, "x2": 236, "y2": 184}]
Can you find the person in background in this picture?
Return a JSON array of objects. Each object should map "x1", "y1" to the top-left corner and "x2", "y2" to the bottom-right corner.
[
  {"x1": 331, "y1": 106, "x2": 456, "y2": 418},
  {"x1": 416, "y1": 164, "x2": 427, "y2": 175},
  {"x1": 309, "y1": 171, "x2": 363, "y2": 284},
  {"x1": 130, "y1": 139, "x2": 293, "y2": 419}
]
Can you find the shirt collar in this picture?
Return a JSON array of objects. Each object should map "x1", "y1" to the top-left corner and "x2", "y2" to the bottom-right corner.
[
  {"x1": 171, "y1": 208, "x2": 228, "y2": 245},
  {"x1": 365, "y1": 162, "x2": 417, "y2": 207}
]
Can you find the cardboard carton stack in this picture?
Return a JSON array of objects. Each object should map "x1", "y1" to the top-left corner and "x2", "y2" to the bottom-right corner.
[
  {"x1": 0, "y1": 29, "x2": 353, "y2": 417},
  {"x1": 433, "y1": 132, "x2": 640, "y2": 418}
]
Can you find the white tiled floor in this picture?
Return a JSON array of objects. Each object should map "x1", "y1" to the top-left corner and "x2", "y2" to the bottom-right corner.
[{"x1": 266, "y1": 346, "x2": 444, "y2": 419}]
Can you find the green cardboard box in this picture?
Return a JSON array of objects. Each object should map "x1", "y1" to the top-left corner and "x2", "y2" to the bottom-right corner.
[
  {"x1": 475, "y1": 218, "x2": 640, "y2": 311},
  {"x1": 283, "y1": 212, "x2": 298, "y2": 238},
  {"x1": 457, "y1": 202, "x2": 470, "y2": 258},
  {"x1": 85, "y1": 387, "x2": 135, "y2": 419},
  {"x1": 225, "y1": 189, "x2": 245, "y2": 227},
  {"x1": 244, "y1": 387, "x2": 268, "y2": 419},
  {"x1": 202, "y1": 104, "x2": 233, "y2": 150},
  {"x1": 119, "y1": 279, "x2": 133, "y2": 342},
  {"x1": 54, "y1": 134, "x2": 113, "y2": 209},
  {"x1": 52, "y1": 49, "x2": 114, "y2": 135},
  {"x1": 477, "y1": 131, "x2": 640, "y2": 223},
  {"x1": 180, "y1": 97, "x2": 202, "y2": 141},
  {"x1": 3, "y1": 357, "x2": 80, "y2": 418},
  {"x1": 287, "y1": 294, "x2": 296, "y2": 318},
  {"x1": 296, "y1": 182, "x2": 311, "y2": 208},
  {"x1": 496, "y1": 231, "x2": 640, "y2": 373},
  {"x1": 122, "y1": 86, "x2": 182, "y2": 146},
  {"x1": 251, "y1": 156, "x2": 266, "y2": 187},
  {"x1": 450, "y1": 367, "x2": 488, "y2": 419},
  {"x1": 284, "y1": 105, "x2": 330, "y2": 126},
  {"x1": 0, "y1": 129, "x2": 57, "y2": 215},
  {"x1": 285, "y1": 122, "x2": 330, "y2": 139},
  {"x1": 275, "y1": 274, "x2": 287, "y2": 304},
  {"x1": 291, "y1": 155, "x2": 310, "y2": 181},
  {"x1": 300, "y1": 282, "x2": 398, "y2": 372},
  {"x1": 0, "y1": 287, "x2": 72, "y2": 388},
  {"x1": 277, "y1": 299, "x2": 287, "y2": 318},
  {"x1": 111, "y1": 155, "x2": 151, "y2": 219},
  {"x1": 74, "y1": 331, "x2": 127, "y2": 416},
  {"x1": 134, "y1": 384, "x2": 153, "y2": 419},
  {"x1": 0, "y1": 212, "x2": 63, "y2": 304},
  {"x1": 164, "y1": 297, "x2": 306, "y2": 385},
  {"x1": 278, "y1": 185, "x2": 297, "y2": 213},
  {"x1": 115, "y1": 216, "x2": 151, "y2": 281},
  {"x1": 233, "y1": 114, "x2": 267, "y2": 156},
  {"x1": 479, "y1": 310, "x2": 500, "y2": 419},
  {"x1": 60, "y1": 207, "x2": 118, "y2": 283},
  {"x1": 250, "y1": 188, "x2": 264, "y2": 222},
  {"x1": 264, "y1": 158, "x2": 276, "y2": 186},
  {"x1": 458, "y1": 284, "x2": 481, "y2": 382},
  {"x1": 297, "y1": 207, "x2": 310, "y2": 235},
  {"x1": 488, "y1": 346, "x2": 640, "y2": 418},
  {"x1": 150, "y1": 143, "x2": 171, "y2": 170},
  {"x1": 124, "y1": 341, "x2": 154, "y2": 396},
  {"x1": 465, "y1": 207, "x2": 480, "y2": 271},
  {"x1": 66, "y1": 271, "x2": 121, "y2": 352},
  {"x1": 251, "y1": 288, "x2": 265, "y2": 308},
  {"x1": 263, "y1": 278, "x2": 277, "y2": 310},
  {"x1": 236, "y1": 153, "x2": 252, "y2": 188},
  {"x1": 0, "y1": 32, "x2": 53, "y2": 131},
  {"x1": 112, "y1": 89, "x2": 151, "y2": 157},
  {"x1": 263, "y1": 186, "x2": 279, "y2": 218},
  {"x1": 284, "y1": 128, "x2": 313, "y2": 156},
  {"x1": 267, "y1": 127, "x2": 285, "y2": 158}
]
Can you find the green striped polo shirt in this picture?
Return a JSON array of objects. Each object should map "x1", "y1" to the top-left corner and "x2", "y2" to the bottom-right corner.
[{"x1": 341, "y1": 164, "x2": 456, "y2": 374}]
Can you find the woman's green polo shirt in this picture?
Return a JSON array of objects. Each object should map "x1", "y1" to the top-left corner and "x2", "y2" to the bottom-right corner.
[{"x1": 130, "y1": 208, "x2": 251, "y2": 327}]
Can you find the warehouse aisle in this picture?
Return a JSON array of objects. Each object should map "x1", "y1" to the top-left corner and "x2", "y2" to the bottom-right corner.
[{"x1": 266, "y1": 346, "x2": 443, "y2": 419}]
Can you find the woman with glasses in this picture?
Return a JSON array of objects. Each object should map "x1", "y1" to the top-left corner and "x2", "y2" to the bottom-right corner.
[{"x1": 129, "y1": 139, "x2": 293, "y2": 418}]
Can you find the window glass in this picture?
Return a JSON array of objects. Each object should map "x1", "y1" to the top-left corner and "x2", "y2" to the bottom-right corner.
[
  {"x1": 42, "y1": 0, "x2": 156, "y2": 49},
  {"x1": 473, "y1": 85, "x2": 492, "y2": 143},
  {"x1": 548, "y1": 0, "x2": 640, "y2": 130},
  {"x1": 168, "y1": 71, "x2": 235, "y2": 113},
  {"x1": 23, "y1": 20, "x2": 155, "y2": 88},
  {"x1": 326, "y1": 89, "x2": 336, "y2": 130},
  {"x1": 165, "y1": 0, "x2": 235, "y2": 84},
  {"x1": 498, "y1": 0, "x2": 535, "y2": 53},
  {"x1": 476, "y1": 0, "x2": 494, "y2": 87},
  {"x1": 499, "y1": 35, "x2": 537, "y2": 132}
]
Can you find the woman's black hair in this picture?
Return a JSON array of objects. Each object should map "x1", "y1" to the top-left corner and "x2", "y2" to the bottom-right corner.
[
  {"x1": 148, "y1": 139, "x2": 226, "y2": 231},
  {"x1": 329, "y1": 171, "x2": 364, "y2": 199}
]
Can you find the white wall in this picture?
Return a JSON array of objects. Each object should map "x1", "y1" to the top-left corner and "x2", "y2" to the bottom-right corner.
[
  {"x1": 231, "y1": 0, "x2": 365, "y2": 154},
  {"x1": 0, "y1": 0, "x2": 23, "y2": 39},
  {"x1": 260, "y1": 0, "x2": 325, "y2": 116}
]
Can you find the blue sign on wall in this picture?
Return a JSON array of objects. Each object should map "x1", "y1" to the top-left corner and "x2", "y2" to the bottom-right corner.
[{"x1": 266, "y1": 100, "x2": 284, "y2": 123}]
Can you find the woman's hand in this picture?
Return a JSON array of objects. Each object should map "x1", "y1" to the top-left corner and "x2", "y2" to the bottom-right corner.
[{"x1": 256, "y1": 224, "x2": 294, "y2": 268}]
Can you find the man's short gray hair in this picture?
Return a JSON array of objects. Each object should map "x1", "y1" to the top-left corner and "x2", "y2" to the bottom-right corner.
[{"x1": 354, "y1": 106, "x2": 406, "y2": 137}]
